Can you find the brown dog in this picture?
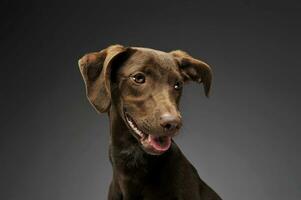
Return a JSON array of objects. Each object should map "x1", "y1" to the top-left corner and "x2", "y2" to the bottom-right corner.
[{"x1": 78, "y1": 45, "x2": 222, "y2": 199}]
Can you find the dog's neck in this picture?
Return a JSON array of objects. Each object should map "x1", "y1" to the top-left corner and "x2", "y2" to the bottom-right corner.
[{"x1": 107, "y1": 105, "x2": 173, "y2": 173}]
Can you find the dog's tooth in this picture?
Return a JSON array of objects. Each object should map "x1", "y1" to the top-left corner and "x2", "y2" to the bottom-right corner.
[
  {"x1": 136, "y1": 129, "x2": 142, "y2": 136},
  {"x1": 126, "y1": 117, "x2": 145, "y2": 137}
]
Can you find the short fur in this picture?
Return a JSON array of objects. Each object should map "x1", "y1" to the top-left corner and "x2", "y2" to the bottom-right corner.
[{"x1": 78, "y1": 44, "x2": 222, "y2": 199}]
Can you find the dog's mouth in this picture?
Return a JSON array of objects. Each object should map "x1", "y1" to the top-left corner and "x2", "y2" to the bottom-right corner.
[{"x1": 124, "y1": 113, "x2": 172, "y2": 155}]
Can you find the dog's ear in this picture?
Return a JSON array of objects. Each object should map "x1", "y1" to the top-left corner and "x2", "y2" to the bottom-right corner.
[
  {"x1": 170, "y1": 50, "x2": 212, "y2": 97},
  {"x1": 78, "y1": 44, "x2": 133, "y2": 113}
]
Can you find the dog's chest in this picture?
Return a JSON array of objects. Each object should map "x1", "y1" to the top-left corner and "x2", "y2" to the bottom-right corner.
[{"x1": 117, "y1": 166, "x2": 201, "y2": 200}]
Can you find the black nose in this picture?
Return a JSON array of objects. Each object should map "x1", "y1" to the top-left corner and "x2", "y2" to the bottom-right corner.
[{"x1": 160, "y1": 113, "x2": 182, "y2": 132}]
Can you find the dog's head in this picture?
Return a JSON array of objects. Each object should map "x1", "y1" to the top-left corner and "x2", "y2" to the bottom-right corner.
[{"x1": 79, "y1": 45, "x2": 212, "y2": 155}]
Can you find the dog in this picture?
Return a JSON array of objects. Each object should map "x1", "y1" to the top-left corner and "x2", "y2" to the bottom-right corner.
[{"x1": 78, "y1": 44, "x2": 222, "y2": 200}]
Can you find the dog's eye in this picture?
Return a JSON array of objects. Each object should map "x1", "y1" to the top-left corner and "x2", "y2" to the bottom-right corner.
[
  {"x1": 131, "y1": 73, "x2": 146, "y2": 84},
  {"x1": 174, "y1": 81, "x2": 182, "y2": 90}
]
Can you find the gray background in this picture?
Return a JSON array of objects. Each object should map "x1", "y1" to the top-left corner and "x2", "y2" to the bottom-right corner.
[{"x1": 1, "y1": 0, "x2": 300, "y2": 199}]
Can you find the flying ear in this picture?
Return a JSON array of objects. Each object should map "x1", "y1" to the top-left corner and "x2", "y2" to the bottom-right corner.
[
  {"x1": 78, "y1": 44, "x2": 132, "y2": 113},
  {"x1": 170, "y1": 50, "x2": 212, "y2": 97}
]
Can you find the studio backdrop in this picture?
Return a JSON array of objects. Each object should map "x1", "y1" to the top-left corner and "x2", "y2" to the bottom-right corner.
[{"x1": 0, "y1": 1, "x2": 300, "y2": 200}]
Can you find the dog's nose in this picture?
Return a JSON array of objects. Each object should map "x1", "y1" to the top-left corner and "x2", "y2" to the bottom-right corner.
[{"x1": 160, "y1": 113, "x2": 182, "y2": 132}]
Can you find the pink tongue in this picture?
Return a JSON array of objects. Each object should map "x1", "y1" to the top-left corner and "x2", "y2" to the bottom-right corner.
[{"x1": 148, "y1": 135, "x2": 171, "y2": 152}]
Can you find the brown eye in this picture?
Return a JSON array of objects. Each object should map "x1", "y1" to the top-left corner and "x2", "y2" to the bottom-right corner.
[
  {"x1": 131, "y1": 73, "x2": 146, "y2": 84},
  {"x1": 174, "y1": 81, "x2": 182, "y2": 90}
]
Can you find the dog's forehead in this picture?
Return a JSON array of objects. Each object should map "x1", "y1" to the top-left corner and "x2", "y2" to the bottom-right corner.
[{"x1": 126, "y1": 47, "x2": 179, "y2": 72}]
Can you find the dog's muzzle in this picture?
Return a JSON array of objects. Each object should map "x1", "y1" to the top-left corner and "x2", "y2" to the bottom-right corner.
[{"x1": 124, "y1": 113, "x2": 173, "y2": 155}]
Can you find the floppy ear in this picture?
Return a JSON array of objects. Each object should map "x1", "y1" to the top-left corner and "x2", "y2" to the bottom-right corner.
[
  {"x1": 170, "y1": 50, "x2": 212, "y2": 97},
  {"x1": 78, "y1": 44, "x2": 132, "y2": 113}
]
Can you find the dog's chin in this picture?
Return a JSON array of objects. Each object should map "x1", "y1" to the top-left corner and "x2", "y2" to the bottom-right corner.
[{"x1": 124, "y1": 113, "x2": 172, "y2": 156}]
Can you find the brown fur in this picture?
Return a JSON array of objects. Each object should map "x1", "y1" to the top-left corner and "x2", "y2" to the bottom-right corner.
[{"x1": 78, "y1": 44, "x2": 221, "y2": 199}]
